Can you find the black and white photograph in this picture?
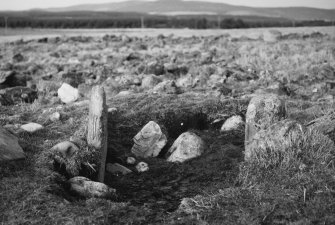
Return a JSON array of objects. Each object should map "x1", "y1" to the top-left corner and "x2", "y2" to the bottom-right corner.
[{"x1": 0, "y1": 0, "x2": 335, "y2": 224}]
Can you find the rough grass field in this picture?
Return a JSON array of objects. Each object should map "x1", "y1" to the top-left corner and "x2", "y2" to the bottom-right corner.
[{"x1": 1, "y1": 27, "x2": 335, "y2": 224}]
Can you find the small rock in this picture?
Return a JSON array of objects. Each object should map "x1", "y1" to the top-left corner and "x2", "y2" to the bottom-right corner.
[
  {"x1": 49, "y1": 112, "x2": 61, "y2": 122},
  {"x1": 136, "y1": 162, "x2": 149, "y2": 172},
  {"x1": 115, "y1": 90, "x2": 133, "y2": 97},
  {"x1": 126, "y1": 157, "x2": 136, "y2": 165},
  {"x1": 141, "y1": 74, "x2": 162, "y2": 89},
  {"x1": 131, "y1": 121, "x2": 167, "y2": 158},
  {"x1": 106, "y1": 163, "x2": 132, "y2": 175},
  {"x1": 152, "y1": 80, "x2": 181, "y2": 94},
  {"x1": 21, "y1": 123, "x2": 44, "y2": 133},
  {"x1": 0, "y1": 126, "x2": 25, "y2": 162},
  {"x1": 108, "y1": 107, "x2": 117, "y2": 113},
  {"x1": 51, "y1": 141, "x2": 79, "y2": 159},
  {"x1": 221, "y1": 115, "x2": 244, "y2": 132},
  {"x1": 167, "y1": 132, "x2": 205, "y2": 163},
  {"x1": 68, "y1": 176, "x2": 116, "y2": 198},
  {"x1": 58, "y1": 83, "x2": 79, "y2": 104}
]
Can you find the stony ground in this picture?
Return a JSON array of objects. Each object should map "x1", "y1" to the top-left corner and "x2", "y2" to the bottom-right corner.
[{"x1": 0, "y1": 27, "x2": 335, "y2": 224}]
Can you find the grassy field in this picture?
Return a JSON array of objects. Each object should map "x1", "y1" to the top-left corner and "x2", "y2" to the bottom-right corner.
[{"x1": 0, "y1": 27, "x2": 335, "y2": 224}]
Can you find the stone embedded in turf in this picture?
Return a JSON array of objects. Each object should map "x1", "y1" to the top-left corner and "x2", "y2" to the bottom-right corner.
[
  {"x1": 0, "y1": 126, "x2": 25, "y2": 162},
  {"x1": 135, "y1": 162, "x2": 149, "y2": 172},
  {"x1": 68, "y1": 176, "x2": 116, "y2": 199},
  {"x1": 20, "y1": 122, "x2": 44, "y2": 133},
  {"x1": 106, "y1": 163, "x2": 132, "y2": 175},
  {"x1": 51, "y1": 141, "x2": 79, "y2": 159},
  {"x1": 167, "y1": 132, "x2": 205, "y2": 163},
  {"x1": 245, "y1": 119, "x2": 305, "y2": 161},
  {"x1": 245, "y1": 94, "x2": 286, "y2": 161},
  {"x1": 221, "y1": 115, "x2": 244, "y2": 132},
  {"x1": 57, "y1": 83, "x2": 79, "y2": 104},
  {"x1": 131, "y1": 121, "x2": 167, "y2": 158}
]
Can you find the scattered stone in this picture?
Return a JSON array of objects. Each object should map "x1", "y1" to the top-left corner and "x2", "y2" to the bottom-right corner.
[
  {"x1": 108, "y1": 107, "x2": 117, "y2": 113},
  {"x1": 136, "y1": 162, "x2": 149, "y2": 172},
  {"x1": 51, "y1": 141, "x2": 79, "y2": 159},
  {"x1": 21, "y1": 123, "x2": 44, "y2": 133},
  {"x1": 152, "y1": 80, "x2": 181, "y2": 94},
  {"x1": 0, "y1": 126, "x2": 25, "y2": 162},
  {"x1": 0, "y1": 87, "x2": 38, "y2": 105},
  {"x1": 131, "y1": 121, "x2": 167, "y2": 158},
  {"x1": 58, "y1": 83, "x2": 79, "y2": 104},
  {"x1": 126, "y1": 157, "x2": 136, "y2": 165},
  {"x1": 167, "y1": 132, "x2": 205, "y2": 163},
  {"x1": 141, "y1": 74, "x2": 162, "y2": 89},
  {"x1": 221, "y1": 115, "x2": 244, "y2": 132},
  {"x1": 49, "y1": 112, "x2": 61, "y2": 122},
  {"x1": 115, "y1": 90, "x2": 133, "y2": 97},
  {"x1": 106, "y1": 163, "x2": 132, "y2": 175},
  {"x1": 245, "y1": 94, "x2": 286, "y2": 158},
  {"x1": 68, "y1": 176, "x2": 116, "y2": 198},
  {"x1": 245, "y1": 119, "x2": 305, "y2": 161}
]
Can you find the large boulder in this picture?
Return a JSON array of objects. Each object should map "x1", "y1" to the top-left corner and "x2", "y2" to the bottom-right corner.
[
  {"x1": 245, "y1": 119, "x2": 305, "y2": 161},
  {"x1": 167, "y1": 132, "x2": 205, "y2": 163},
  {"x1": 68, "y1": 176, "x2": 116, "y2": 199},
  {"x1": 245, "y1": 94, "x2": 286, "y2": 158},
  {"x1": 58, "y1": 83, "x2": 79, "y2": 104},
  {"x1": 0, "y1": 87, "x2": 38, "y2": 105},
  {"x1": 131, "y1": 121, "x2": 167, "y2": 158},
  {"x1": 0, "y1": 126, "x2": 25, "y2": 162}
]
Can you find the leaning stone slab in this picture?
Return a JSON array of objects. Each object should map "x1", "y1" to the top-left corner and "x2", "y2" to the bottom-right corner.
[
  {"x1": 131, "y1": 121, "x2": 167, "y2": 158},
  {"x1": 68, "y1": 176, "x2": 116, "y2": 199},
  {"x1": 0, "y1": 126, "x2": 25, "y2": 162},
  {"x1": 245, "y1": 94, "x2": 286, "y2": 159},
  {"x1": 167, "y1": 132, "x2": 205, "y2": 163},
  {"x1": 87, "y1": 86, "x2": 108, "y2": 182}
]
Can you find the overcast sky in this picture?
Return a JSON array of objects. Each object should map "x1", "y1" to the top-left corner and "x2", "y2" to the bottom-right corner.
[{"x1": 1, "y1": 0, "x2": 334, "y2": 11}]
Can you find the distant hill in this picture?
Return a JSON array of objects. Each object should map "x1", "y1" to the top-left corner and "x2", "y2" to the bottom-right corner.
[{"x1": 43, "y1": 0, "x2": 335, "y2": 21}]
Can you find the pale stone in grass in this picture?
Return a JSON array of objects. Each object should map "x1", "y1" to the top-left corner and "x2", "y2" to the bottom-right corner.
[
  {"x1": 152, "y1": 80, "x2": 181, "y2": 94},
  {"x1": 136, "y1": 162, "x2": 149, "y2": 172},
  {"x1": 21, "y1": 123, "x2": 44, "y2": 133},
  {"x1": 221, "y1": 115, "x2": 244, "y2": 132},
  {"x1": 106, "y1": 163, "x2": 132, "y2": 175},
  {"x1": 167, "y1": 132, "x2": 205, "y2": 163},
  {"x1": 68, "y1": 176, "x2": 116, "y2": 198},
  {"x1": 58, "y1": 83, "x2": 79, "y2": 104},
  {"x1": 49, "y1": 112, "x2": 61, "y2": 122},
  {"x1": 245, "y1": 94, "x2": 286, "y2": 160},
  {"x1": 0, "y1": 126, "x2": 25, "y2": 162},
  {"x1": 51, "y1": 141, "x2": 79, "y2": 159},
  {"x1": 131, "y1": 121, "x2": 167, "y2": 158},
  {"x1": 126, "y1": 157, "x2": 136, "y2": 165}
]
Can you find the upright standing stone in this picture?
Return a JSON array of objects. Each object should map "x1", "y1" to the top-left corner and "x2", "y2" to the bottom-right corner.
[
  {"x1": 245, "y1": 94, "x2": 286, "y2": 160},
  {"x1": 87, "y1": 86, "x2": 108, "y2": 182}
]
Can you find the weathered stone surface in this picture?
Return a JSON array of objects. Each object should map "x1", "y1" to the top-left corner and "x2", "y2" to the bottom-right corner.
[
  {"x1": 0, "y1": 126, "x2": 25, "y2": 162},
  {"x1": 68, "y1": 176, "x2": 116, "y2": 198},
  {"x1": 0, "y1": 87, "x2": 38, "y2": 105},
  {"x1": 126, "y1": 157, "x2": 136, "y2": 165},
  {"x1": 106, "y1": 163, "x2": 132, "y2": 175},
  {"x1": 51, "y1": 141, "x2": 79, "y2": 159},
  {"x1": 167, "y1": 132, "x2": 205, "y2": 163},
  {"x1": 131, "y1": 121, "x2": 167, "y2": 158},
  {"x1": 136, "y1": 162, "x2": 149, "y2": 172},
  {"x1": 87, "y1": 86, "x2": 108, "y2": 182},
  {"x1": 245, "y1": 119, "x2": 305, "y2": 161},
  {"x1": 49, "y1": 112, "x2": 61, "y2": 122},
  {"x1": 263, "y1": 30, "x2": 282, "y2": 43},
  {"x1": 21, "y1": 123, "x2": 44, "y2": 133},
  {"x1": 221, "y1": 115, "x2": 244, "y2": 132},
  {"x1": 152, "y1": 80, "x2": 181, "y2": 94},
  {"x1": 58, "y1": 83, "x2": 79, "y2": 104},
  {"x1": 245, "y1": 94, "x2": 286, "y2": 158}
]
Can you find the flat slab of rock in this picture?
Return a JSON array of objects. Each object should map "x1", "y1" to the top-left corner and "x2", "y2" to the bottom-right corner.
[
  {"x1": 221, "y1": 115, "x2": 244, "y2": 132},
  {"x1": 167, "y1": 132, "x2": 205, "y2": 163},
  {"x1": 245, "y1": 119, "x2": 304, "y2": 161},
  {"x1": 106, "y1": 163, "x2": 132, "y2": 175},
  {"x1": 68, "y1": 176, "x2": 116, "y2": 198},
  {"x1": 58, "y1": 83, "x2": 79, "y2": 104},
  {"x1": 21, "y1": 123, "x2": 44, "y2": 133},
  {"x1": 245, "y1": 94, "x2": 286, "y2": 157},
  {"x1": 131, "y1": 121, "x2": 167, "y2": 158},
  {"x1": 0, "y1": 126, "x2": 25, "y2": 162}
]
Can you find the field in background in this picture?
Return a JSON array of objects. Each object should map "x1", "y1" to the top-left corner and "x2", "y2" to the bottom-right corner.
[{"x1": 0, "y1": 26, "x2": 334, "y2": 43}]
